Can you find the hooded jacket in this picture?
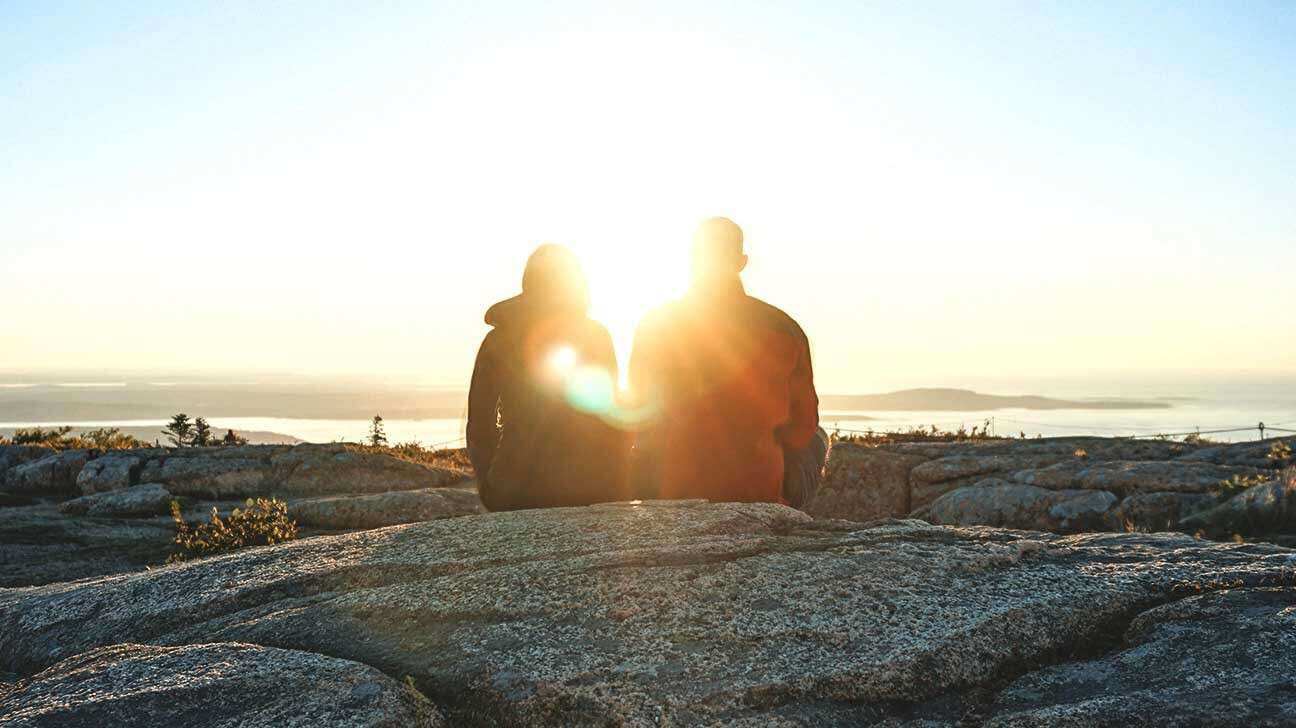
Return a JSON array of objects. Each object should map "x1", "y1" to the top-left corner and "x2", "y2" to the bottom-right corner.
[
  {"x1": 467, "y1": 295, "x2": 630, "y2": 511},
  {"x1": 628, "y1": 279, "x2": 819, "y2": 504}
]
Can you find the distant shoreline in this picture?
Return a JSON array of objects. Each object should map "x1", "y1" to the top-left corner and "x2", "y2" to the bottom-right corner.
[{"x1": 0, "y1": 385, "x2": 1172, "y2": 423}]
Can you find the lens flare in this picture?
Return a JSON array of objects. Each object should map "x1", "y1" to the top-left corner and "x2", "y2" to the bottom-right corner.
[{"x1": 547, "y1": 346, "x2": 579, "y2": 373}]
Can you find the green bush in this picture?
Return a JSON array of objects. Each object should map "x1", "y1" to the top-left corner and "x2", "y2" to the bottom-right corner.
[
  {"x1": 169, "y1": 498, "x2": 298, "y2": 562},
  {"x1": 2, "y1": 426, "x2": 149, "y2": 450}
]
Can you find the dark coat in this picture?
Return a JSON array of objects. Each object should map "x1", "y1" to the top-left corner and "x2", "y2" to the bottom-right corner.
[
  {"x1": 467, "y1": 296, "x2": 630, "y2": 511},
  {"x1": 628, "y1": 279, "x2": 819, "y2": 504}
]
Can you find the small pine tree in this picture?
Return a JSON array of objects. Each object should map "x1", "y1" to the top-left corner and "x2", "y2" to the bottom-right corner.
[
  {"x1": 163, "y1": 413, "x2": 194, "y2": 447},
  {"x1": 221, "y1": 429, "x2": 247, "y2": 446},
  {"x1": 368, "y1": 415, "x2": 388, "y2": 447},
  {"x1": 192, "y1": 417, "x2": 213, "y2": 447}
]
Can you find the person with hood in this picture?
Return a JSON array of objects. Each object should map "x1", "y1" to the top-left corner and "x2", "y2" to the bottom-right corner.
[
  {"x1": 467, "y1": 244, "x2": 630, "y2": 511},
  {"x1": 628, "y1": 218, "x2": 826, "y2": 507}
]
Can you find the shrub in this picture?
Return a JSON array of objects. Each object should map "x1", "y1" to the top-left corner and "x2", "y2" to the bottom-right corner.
[
  {"x1": 1212, "y1": 473, "x2": 1271, "y2": 502},
  {"x1": 830, "y1": 421, "x2": 1001, "y2": 446},
  {"x1": 2, "y1": 426, "x2": 148, "y2": 450},
  {"x1": 1268, "y1": 441, "x2": 1293, "y2": 468},
  {"x1": 344, "y1": 441, "x2": 472, "y2": 472},
  {"x1": 169, "y1": 498, "x2": 298, "y2": 562}
]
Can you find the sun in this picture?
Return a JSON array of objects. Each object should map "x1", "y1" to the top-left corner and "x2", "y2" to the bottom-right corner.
[{"x1": 575, "y1": 240, "x2": 689, "y2": 386}]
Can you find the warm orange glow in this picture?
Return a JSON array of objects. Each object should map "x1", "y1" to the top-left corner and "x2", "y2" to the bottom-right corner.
[{"x1": 547, "y1": 346, "x2": 579, "y2": 374}]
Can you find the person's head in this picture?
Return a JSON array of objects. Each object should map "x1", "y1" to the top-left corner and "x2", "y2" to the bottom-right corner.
[
  {"x1": 690, "y1": 217, "x2": 747, "y2": 287},
  {"x1": 521, "y1": 243, "x2": 590, "y2": 313}
]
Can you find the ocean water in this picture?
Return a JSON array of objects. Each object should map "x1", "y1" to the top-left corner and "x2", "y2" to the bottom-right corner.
[{"x1": 3, "y1": 375, "x2": 1293, "y2": 446}]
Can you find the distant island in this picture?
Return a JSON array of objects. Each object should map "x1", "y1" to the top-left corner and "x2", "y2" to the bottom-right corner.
[
  {"x1": 0, "y1": 425, "x2": 302, "y2": 446},
  {"x1": 0, "y1": 381, "x2": 1168, "y2": 423},
  {"x1": 820, "y1": 388, "x2": 1171, "y2": 412}
]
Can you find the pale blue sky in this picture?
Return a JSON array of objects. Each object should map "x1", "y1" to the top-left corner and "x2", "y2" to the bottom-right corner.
[{"x1": 2, "y1": 1, "x2": 1293, "y2": 391}]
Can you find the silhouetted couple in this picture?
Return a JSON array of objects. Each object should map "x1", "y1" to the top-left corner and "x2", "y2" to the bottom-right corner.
[{"x1": 467, "y1": 218, "x2": 827, "y2": 512}]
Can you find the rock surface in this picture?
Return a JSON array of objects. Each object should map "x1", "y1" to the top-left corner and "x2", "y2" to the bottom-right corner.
[
  {"x1": 1012, "y1": 459, "x2": 1259, "y2": 495},
  {"x1": 817, "y1": 435, "x2": 1296, "y2": 540},
  {"x1": 0, "y1": 642, "x2": 443, "y2": 727},
  {"x1": 1, "y1": 449, "x2": 91, "y2": 496},
  {"x1": 926, "y1": 480, "x2": 1118, "y2": 532},
  {"x1": 2, "y1": 502, "x2": 1293, "y2": 726},
  {"x1": 985, "y1": 587, "x2": 1296, "y2": 726},
  {"x1": 1102, "y1": 491, "x2": 1217, "y2": 532},
  {"x1": 58, "y1": 482, "x2": 173, "y2": 517},
  {"x1": 0, "y1": 503, "x2": 174, "y2": 587},
  {"x1": 289, "y1": 486, "x2": 484, "y2": 530},
  {"x1": 0, "y1": 443, "x2": 477, "y2": 586},
  {"x1": 1180, "y1": 471, "x2": 1296, "y2": 537}
]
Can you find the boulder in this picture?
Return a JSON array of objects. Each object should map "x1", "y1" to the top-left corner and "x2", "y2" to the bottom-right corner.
[
  {"x1": 1104, "y1": 491, "x2": 1217, "y2": 533},
  {"x1": 127, "y1": 444, "x2": 467, "y2": 499},
  {"x1": 803, "y1": 443, "x2": 928, "y2": 520},
  {"x1": 59, "y1": 483, "x2": 174, "y2": 518},
  {"x1": 289, "y1": 487, "x2": 483, "y2": 530},
  {"x1": 1, "y1": 449, "x2": 91, "y2": 496},
  {"x1": 1014, "y1": 460, "x2": 1259, "y2": 495},
  {"x1": 926, "y1": 480, "x2": 1118, "y2": 532},
  {"x1": 138, "y1": 455, "x2": 273, "y2": 498},
  {"x1": 76, "y1": 452, "x2": 144, "y2": 493},
  {"x1": 0, "y1": 502, "x2": 174, "y2": 587},
  {"x1": 0, "y1": 642, "x2": 443, "y2": 727},
  {"x1": 271, "y1": 444, "x2": 466, "y2": 496},
  {"x1": 0, "y1": 445, "x2": 54, "y2": 479},
  {"x1": 1177, "y1": 435, "x2": 1296, "y2": 468},
  {"x1": 2, "y1": 502, "x2": 1293, "y2": 725},
  {"x1": 985, "y1": 587, "x2": 1296, "y2": 726},
  {"x1": 1180, "y1": 473, "x2": 1296, "y2": 537}
]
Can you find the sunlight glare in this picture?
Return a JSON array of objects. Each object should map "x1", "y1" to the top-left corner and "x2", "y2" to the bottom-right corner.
[{"x1": 548, "y1": 346, "x2": 579, "y2": 374}]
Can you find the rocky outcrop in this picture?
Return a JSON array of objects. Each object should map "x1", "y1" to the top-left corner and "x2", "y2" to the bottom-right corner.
[
  {"x1": 127, "y1": 444, "x2": 466, "y2": 499},
  {"x1": 0, "y1": 443, "x2": 477, "y2": 587},
  {"x1": 1180, "y1": 472, "x2": 1296, "y2": 537},
  {"x1": 0, "y1": 502, "x2": 174, "y2": 587},
  {"x1": 803, "y1": 444, "x2": 924, "y2": 521},
  {"x1": 985, "y1": 587, "x2": 1296, "y2": 725},
  {"x1": 77, "y1": 452, "x2": 145, "y2": 492},
  {"x1": 1, "y1": 449, "x2": 91, "y2": 496},
  {"x1": 816, "y1": 435, "x2": 1296, "y2": 541},
  {"x1": 59, "y1": 483, "x2": 173, "y2": 517},
  {"x1": 0, "y1": 642, "x2": 443, "y2": 727},
  {"x1": 1012, "y1": 459, "x2": 1259, "y2": 495},
  {"x1": 288, "y1": 486, "x2": 483, "y2": 530},
  {"x1": 1103, "y1": 491, "x2": 1217, "y2": 532},
  {"x1": 1, "y1": 502, "x2": 1293, "y2": 725},
  {"x1": 926, "y1": 480, "x2": 1117, "y2": 532}
]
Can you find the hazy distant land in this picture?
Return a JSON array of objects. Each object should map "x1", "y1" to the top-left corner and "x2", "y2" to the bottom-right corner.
[
  {"x1": 819, "y1": 388, "x2": 1171, "y2": 412},
  {"x1": 0, "y1": 425, "x2": 302, "y2": 446},
  {"x1": 0, "y1": 380, "x2": 1168, "y2": 423}
]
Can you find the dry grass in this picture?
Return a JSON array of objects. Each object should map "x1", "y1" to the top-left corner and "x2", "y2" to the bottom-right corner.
[
  {"x1": 830, "y1": 422, "x2": 1002, "y2": 446},
  {"x1": 344, "y1": 441, "x2": 473, "y2": 472}
]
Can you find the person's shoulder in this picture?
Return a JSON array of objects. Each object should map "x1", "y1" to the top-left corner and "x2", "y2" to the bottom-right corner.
[
  {"x1": 575, "y1": 317, "x2": 614, "y2": 345},
  {"x1": 742, "y1": 295, "x2": 808, "y2": 342},
  {"x1": 636, "y1": 299, "x2": 690, "y2": 334}
]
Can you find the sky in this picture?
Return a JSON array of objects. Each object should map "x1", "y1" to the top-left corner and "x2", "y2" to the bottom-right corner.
[{"x1": 2, "y1": 1, "x2": 1293, "y2": 394}]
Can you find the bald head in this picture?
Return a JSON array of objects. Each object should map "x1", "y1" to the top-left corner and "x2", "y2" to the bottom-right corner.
[{"x1": 690, "y1": 217, "x2": 748, "y2": 286}]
